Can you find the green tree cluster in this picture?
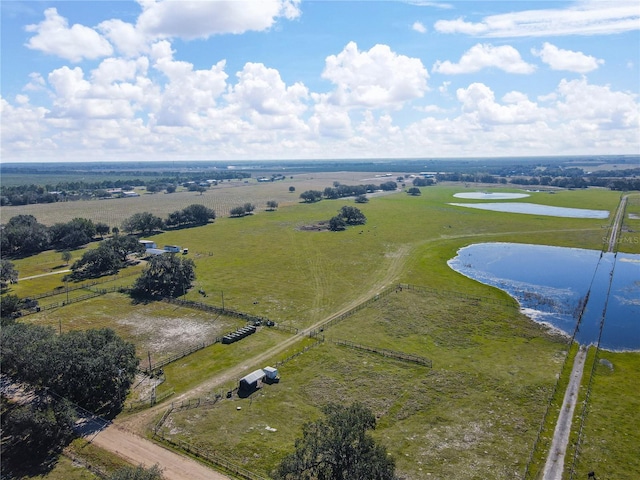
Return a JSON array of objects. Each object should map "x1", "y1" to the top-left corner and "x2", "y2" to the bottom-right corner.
[
  {"x1": 132, "y1": 254, "x2": 195, "y2": 298},
  {"x1": 165, "y1": 204, "x2": 215, "y2": 227},
  {"x1": 229, "y1": 203, "x2": 255, "y2": 217},
  {"x1": 300, "y1": 190, "x2": 323, "y2": 203},
  {"x1": 1, "y1": 324, "x2": 138, "y2": 414},
  {"x1": 121, "y1": 212, "x2": 164, "y2": 235},
  {"x1": 329, "y1": 206, "x2": 367, "y2": 231},
  {"x1": 0, "y1": 215, "x2": 102, "y2": 256},
  {"x1": 70, "y1": 235, "x2": 145, "y2": 279},
  {"x1": 1, "y1": 394, "x2": 76, "y2": 477}
]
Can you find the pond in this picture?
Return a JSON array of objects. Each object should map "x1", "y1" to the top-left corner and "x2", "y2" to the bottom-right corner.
[
  {"x1": 448, "y1": 243, "x2": 640, "y2": 351},
  {"x1": 448, "y1": 202, "x2": 610, "y2": 219},
  {"x1": 453, "y1": 192, "x2": 530, "y2": 200}
]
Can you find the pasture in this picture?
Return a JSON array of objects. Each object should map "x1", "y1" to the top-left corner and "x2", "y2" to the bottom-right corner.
[{"x1": 5, "y1": 182, "x2": 639, "y2": 479}]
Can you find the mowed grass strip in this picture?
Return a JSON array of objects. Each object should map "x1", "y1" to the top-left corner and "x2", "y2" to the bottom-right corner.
[
  {"x1": 161, "y1": 289, "x2": 569, "y2": 480},
  {"x1": 569, "y1": 351, "x2": 640, "y2": 479}
]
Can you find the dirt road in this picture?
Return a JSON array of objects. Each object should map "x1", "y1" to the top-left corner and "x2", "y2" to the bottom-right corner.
[
  {"x1": 607, "y1": 194, "x2": 628, "y2": 252},
  {"x1": 90, "y1": 425, "x2": 230, "y2": 480},
  {"x1": 542, "y1": 347, "x2": 587, "y2": 480}
]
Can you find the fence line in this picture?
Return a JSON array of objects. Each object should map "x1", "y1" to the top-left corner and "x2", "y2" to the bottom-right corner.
[
  {"x1": 144, "y1": 339, "x2": 221, "y2": 374},
  {"x1": 333, "y1": 339, "x2": 432, "y2": 368},
  {"x1": 164, "y1": 297, "x2": 298, "y2": 335},
  {"x1": 307, "y1": 283, "x2": 401, "y2": 335},
  {"x1": 20, "y1": 285, "x2": 125, "y2": 316},
  {"x1": 154, "y1": 432, "x2": 270, "y2": 480},
  {"x1": 27, "y1": 270, "x2": 138, "y2": 301}
]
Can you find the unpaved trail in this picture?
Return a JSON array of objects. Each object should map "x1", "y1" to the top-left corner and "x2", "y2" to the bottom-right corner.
[
  {"x1": 542, "y1": 347, "x2": 587, "y2": 480},
  {"x1": 18, "y1": 269, "x2": 71, "y2": 281},
  {"x1": 90, "y1": 425, "x2": 230, "y2": 480},
  {"x1": 607, "y1": 194, "x2": 628, "y2": 253}
]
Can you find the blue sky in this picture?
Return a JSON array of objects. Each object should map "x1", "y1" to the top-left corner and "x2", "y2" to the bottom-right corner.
[{"x1": 1, "y1": 0, "x2": 639, "y2": 162}]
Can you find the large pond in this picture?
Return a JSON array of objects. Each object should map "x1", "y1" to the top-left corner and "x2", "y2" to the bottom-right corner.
[
  {"x1": 453, "y1": 192, "x2": 530, "y2": 200},
  {"x1": 448, "y1": 243, "x2": 640, "y2": 351},
  {"x1": 448, "y1": 202, "x2": 610, "y2": 219}
]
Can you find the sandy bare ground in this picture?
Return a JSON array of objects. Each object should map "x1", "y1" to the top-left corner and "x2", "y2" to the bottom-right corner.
[
  {"x1": 89, "y1": 425, "x2": 230, "y2": 480},
  {"x1": 542, "y1": 347, "x2": 587, "y2": 480}
]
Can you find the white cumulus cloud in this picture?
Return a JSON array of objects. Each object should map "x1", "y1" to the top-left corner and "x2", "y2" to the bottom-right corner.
[
  {"x1": 532, "y1": 42, "x2": 604, "y2": 73},
  {"x1": 136, "y1": 0, "x2": 301, "y2": 39},
  {"x1": 322, "y1": 42, "x2": 429, "y2": 108},
  {"x1": 433, "y1": 43, "x2": 535, "y2": 74},
  {"x1": 25, "y1": 8, "x2": 113, "y2": 62}
]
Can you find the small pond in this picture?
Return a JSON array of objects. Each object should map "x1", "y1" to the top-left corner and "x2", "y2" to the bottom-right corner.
[
  {"x1": 448, "y1": 243, "x2": 640, "y2": 351},
  {"x1": 453, "y1": 192, "x2": 530, "y2": 200},
  {"x1": 448, "y1": 202, "x2": 610, "y2": 219}
]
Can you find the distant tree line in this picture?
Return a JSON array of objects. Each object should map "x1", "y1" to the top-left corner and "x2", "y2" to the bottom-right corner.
[
  {"x1": 300, "y1": 181, "x2": 398, "y2": 204},
  {"x1": 0, "y1": 215, "x2": 109, "y2": 256},
  {"x1": 0, "y1": 171, "x2": 250, "y2": 206},
  {"x1": 435, "y1": 167, "x2": 640, "y2": 191},
  {"x1": 1, "y1": 205, "x2": 214, "y2": 258}
]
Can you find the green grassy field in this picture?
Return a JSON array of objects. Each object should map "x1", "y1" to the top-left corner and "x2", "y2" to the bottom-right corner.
[
  {"x1": 160, "y1": 289, "x2": 569, "y2": 479},
  {"x1": 5, "y1": 183, "x2": 639, "y2": 479}
]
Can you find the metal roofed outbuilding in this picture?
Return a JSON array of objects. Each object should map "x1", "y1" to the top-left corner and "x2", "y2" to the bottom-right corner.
[{"x1": 239, "y1": 369, "x2": 266, "y2": 393}]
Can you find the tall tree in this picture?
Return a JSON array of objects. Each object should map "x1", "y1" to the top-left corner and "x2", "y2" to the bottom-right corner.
[
  {"x1": 339, "y1": 206, "x2": 367, "y2": 225},
  {"x1": 132, "y1": 254, "x2": 195, "y2": 298},
  {"x1": 122, "y1": 212, "x2": 164, "y2": 235},
  {"x1": 0, "y1": 215, "x2": 50, "y2": 255},
  {"x1": 1, "y1": 259, "x2": 19, "y2": 286},
  {"x1": 274, "y1": 403, "x2": 396, "y2": 480}
]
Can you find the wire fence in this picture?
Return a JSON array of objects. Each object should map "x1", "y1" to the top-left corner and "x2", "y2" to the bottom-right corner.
[
  {"x1": 333, "y1": 339, "x2": 432, "y2": 368},
  {"x1": 163, "y1": 297, "x2": 298, "y2": 335},
  {"x1": 154, "y1": 432, "x2": 270, "y2": 480}
]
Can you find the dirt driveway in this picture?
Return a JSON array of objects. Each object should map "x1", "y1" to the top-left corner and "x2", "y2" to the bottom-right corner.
[{"x1": 90, "y1": 425, "x2": 229, "y2": 480}]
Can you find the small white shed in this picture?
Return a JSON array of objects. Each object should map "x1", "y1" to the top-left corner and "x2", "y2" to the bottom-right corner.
[{"x1": 263, "y1": 366, "x2": 278, "y2": 380}]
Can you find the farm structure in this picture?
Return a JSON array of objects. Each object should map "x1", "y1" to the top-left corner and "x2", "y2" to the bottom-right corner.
[
  {"x1": 238, "y1": 366, "x2": 279, "y2": 394},
  {"x1": 143, "y1": 244, "x2": 184, "y2": 256},
  {"x1": 222, "y1": 325, "x2": 257, "y2": 344},
  {"x1": 239, "y1": 370, "x2": 265, "y2": 393}
]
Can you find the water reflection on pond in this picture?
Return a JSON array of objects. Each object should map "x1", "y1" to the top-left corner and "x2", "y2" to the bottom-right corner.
[
  {"x1": 453, "y1": 192, "x2": 530, "y2": 200},
  {"x1": 448, "y1": 202, "x2": 609, "y2": 218},
  {"x1": 448, "y1": 243, "x2": 640, "y2": 351}
]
